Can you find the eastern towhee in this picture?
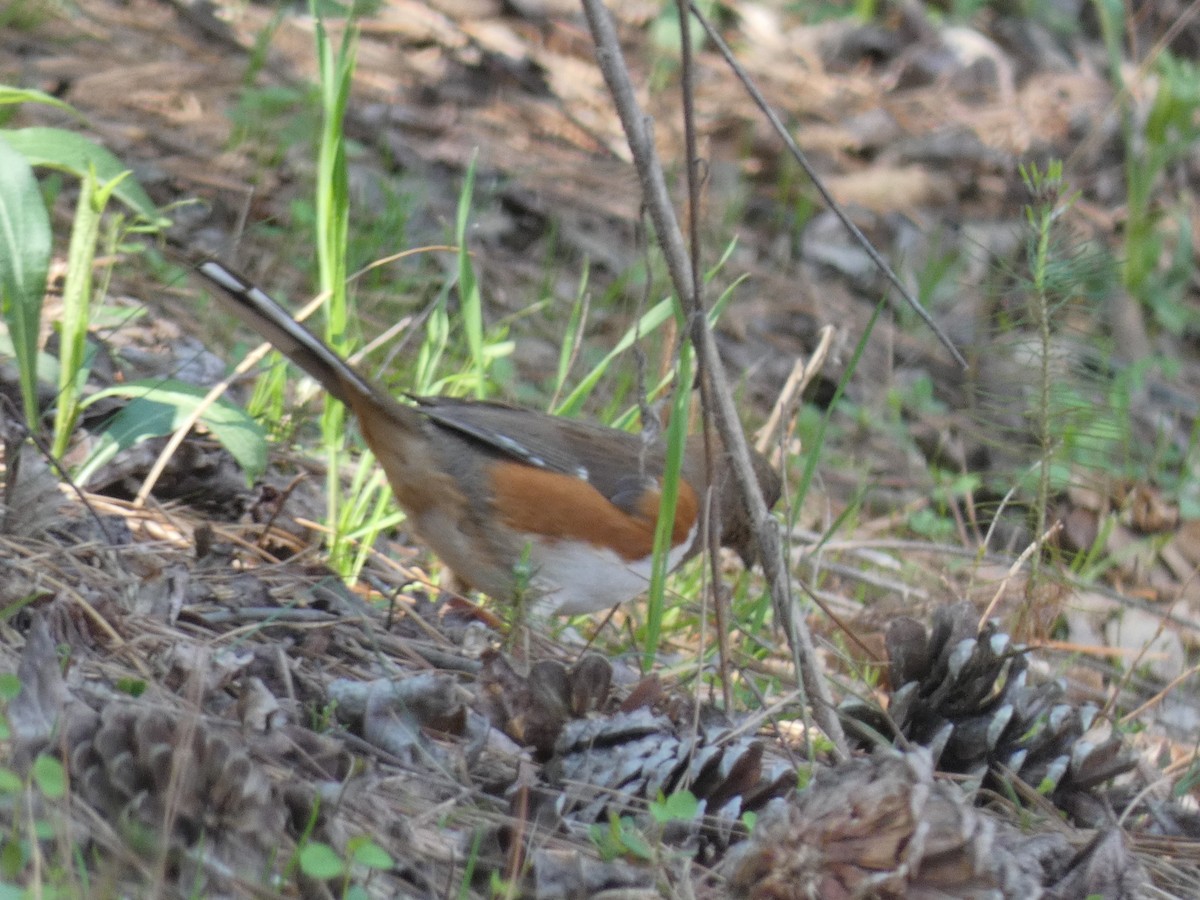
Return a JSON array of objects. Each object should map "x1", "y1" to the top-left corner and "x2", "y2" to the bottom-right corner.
[{"x1": 198, "y1": 261, "x2": 781, "y2": 615}]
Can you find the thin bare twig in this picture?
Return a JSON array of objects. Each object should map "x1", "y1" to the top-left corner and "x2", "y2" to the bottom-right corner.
[
  {"x1": 755, "y1": 325, "x2": 835, "y2": 457},
  {"x1": 689, "y1": 2, "x2": 967, "y2": 370},
  {"x1": 580, "y1": 0, "x2": 847, "y2": 757},
  {"x1": 676, "y1": 0, "x2": 737, "y2": 716},
  {"x1": 978, "y1": 520, "x2": 1062, "y2": 626}
]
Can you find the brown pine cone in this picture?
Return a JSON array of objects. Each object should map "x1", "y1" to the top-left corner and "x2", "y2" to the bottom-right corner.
[
  {"x1": 841, "y1": 603, "x2": 1134, "y2": 805},
  {"x1": 69, "y1": 702, "x2": 285, "y2": 852},
  {"x1": 544, "y1": 707, "x2": 797, "y2": 853},
  {"x1": 724, "y1": 748, "x2": 1146, "y2": 899}
]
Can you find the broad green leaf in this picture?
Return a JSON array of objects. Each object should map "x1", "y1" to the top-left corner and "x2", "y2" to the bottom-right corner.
[
  {"x1": 0, "y1": 768, "x2": 21, "y2": 795},
  {"x1": 116, "y1": 678, "x2": 147, "y2": 697},
  {"x1": 0, "y1": 86, "x2": 82, "y2": 119},
  {"x1": 76, "y1": 380, "x2": 267, "y2": 485},
  {"x1": 0, "y1": 331, "x2": 63, "y2": 389},
  {"x1": 32, "y1": 754, "x2": 66, "y2": 799},
  {"x1": 2, "y1": 127, "x2": 163, "y2": 224},
  {"x1": 616, "y1": 819, "x2": 654, "y2": 860},
  {"x1": 298, "y1": 841, "x2": 344, "y2": 880},
  {"x1": 649, "y1": 789, "x2": 699, "y2": 824},
  {"x1": 0, "y1": 133, "x2": 50, "y2": 430},
  {"x1": 0, "y1": 673, "x2": 20, "y2": 700},
  {"x1": 348, "y1": 837, "x2": 392, "y2": 869},
  {"x1": 0, "y1": 840, "x2": 22, "y2": 883}
]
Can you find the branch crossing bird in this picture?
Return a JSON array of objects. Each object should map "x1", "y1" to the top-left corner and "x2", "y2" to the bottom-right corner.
[{"x1": 199, "y1": 261, "x2": 781, "y2": 615}]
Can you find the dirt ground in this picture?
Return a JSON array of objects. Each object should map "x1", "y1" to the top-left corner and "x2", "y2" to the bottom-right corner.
[{"x1": 4, "y1": 0, "x2": 1200, "y2": 896}]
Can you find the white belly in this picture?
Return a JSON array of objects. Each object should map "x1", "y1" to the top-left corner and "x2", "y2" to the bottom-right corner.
[{"x1": 526, "y1": 526, "x2": 697, "y2": 616}]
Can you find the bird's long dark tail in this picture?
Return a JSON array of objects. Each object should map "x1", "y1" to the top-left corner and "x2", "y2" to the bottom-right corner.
[{"x1": 198, "y1": 261, "x2": 378, "y2": 410}]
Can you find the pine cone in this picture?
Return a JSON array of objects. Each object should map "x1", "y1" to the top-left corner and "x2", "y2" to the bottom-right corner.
[
  {"x1": 69, "y1": 702, "x2": 284, "y2": 851},
  {"x1": 479, "y1": 650, "x2": 613, "y2": 755},
  {"x1": 841, "y1": 603, "x2": 1134, "y2": 803},
  {"x1": 724, "y1": 747, "x2": 1146, "y2": 899},
  {"x1": 544, "y1": 707, "x2": 796, "y2": 852}
]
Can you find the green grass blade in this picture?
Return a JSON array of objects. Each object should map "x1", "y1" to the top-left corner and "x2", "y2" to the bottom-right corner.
[
  {"x1": 248, "y1": 352, "x2": 292, "y2": 433},
  {"x1": 641, "y1": 342, "x2": 692, "y2": 669},
  {"x1": 553, "y1": 296, "x2": 676, "y2": 417},
  {"x1": 413, "y1": 286, "x2": 451, "y2": 396},
  {"x1": 52, "y1": 168, "x2": 129, "y2": 458},
  {"x1": 0, "y1": 133, "x2": 50, "y2": 432},
  {"x1": 550, "y1": 265, "x2": 590, "y2": 405},
  {"x1": 455, "y1": 154, "x2": 486, "y2": 398},
  {"x1": 343, "y1": 465, "x2": 396, "y2": 581},
  {"x1": 310, "y1": 1, "x2": 358, "y2": 570}
]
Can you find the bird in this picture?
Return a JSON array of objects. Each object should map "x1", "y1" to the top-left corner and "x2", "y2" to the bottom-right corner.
[{"x1": 198, "y1": 260, "x2": 781, "y2": 616}]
